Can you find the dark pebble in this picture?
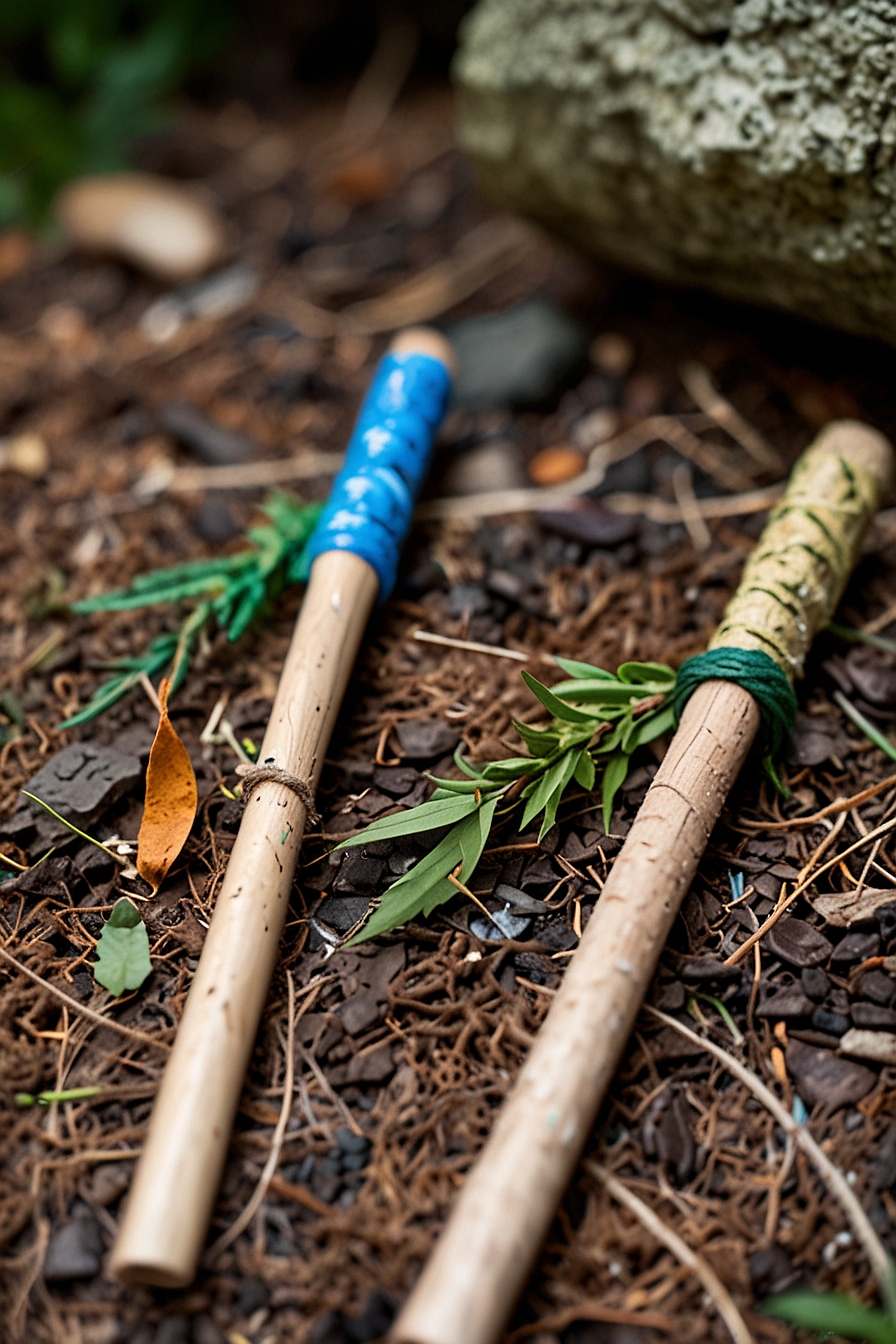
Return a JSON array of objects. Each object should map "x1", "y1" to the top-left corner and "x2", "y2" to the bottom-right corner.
[
  {"x1": 811, "y1": 1007, "x2": 850, "y2": 1037},
  {"x1": 756, "y1": 985, "x2": 813, "y2": 1019},
  {"x1": 494, "y1": 883, "x2": 549, "y2": 914},
  {"x1": 851, "y1": 1002, "x2": 896, "y2": 1030},
  {"x1": 831, "y1": 931, "x2": 880, "y2": 965},
  {"x1": 236, "y1": 1276, "x2": 270, "y2": 1314},
  {"x1": 537, "y1": 499, "x2": 637, "y2": 547},
  {"x1": 877, "y1": 905, "x2": 896, "y2": 941},
  {"x1": 396, "y1": 719, "x2": 460, "y2": 761},
  {"x1": 765, "y1": 917, "x2": 833, "y2": 968},
  {"x1": 315, "y1": 896, "x2": 370, "y2": 935},
  {"x1": 513, "y1": 951, "x2": 558, "y2": 986},
  {"x1": 801, "y1": 967, "x2": 831, "y2": 1001},
  {"x1": 339, "y1": 989, "x2": 381, "y2": 1036},
  {"x1": 342, "y1": 1151, "x2": 369, "y2": 1172},
  {"x1": 870, "y1": 1121, "x2": 896, "y2": 1189},
  {"x1": 446, "y1": 583, "x2": 491, "y2": 618},
  {"x1": 748, "y1": 1246, "x2": 799, "y2": 1296},
  {"x1": 538, "y1": 919, "x2": 578, "y2": 952},
  {"x1": 333, "y1": 851, "x2": 385, "y2": 896},
  {"x1": 786, "y1": 1039, "x2": 877, "y2": 1110},
  {"x1": 192, "y1": 1317, "x2": 228, "y2": 1344},
  {"x1": 336, "y1": 1127, "x2": 370, "y2": 1155},
  {"x1": 43, "y1": 1208, "x2": 103, "y2": 1280},
  {"x1": 470, "y1": 908, "x2": 532, "y2": 941},
  {"x1": 844, "y1": 646, "x2": 896, "y2": 708},
  {"x1": 654, "y1": 981, "x2": 686, "y2": 1011},
  {"x1": 786, "y1": 715, "x2": 851, "y2": 767},
  {"x1": 193, "y1": 496, "x2": 240, "y2": 543},
  {"x1": 447, "y1": 299, "x2": 588, "y2": 411},
  {"x1": 158, "y1": 402, "x2": 256, "y2": 465},
  {"x1": 679, "y1": 956, "x2": 741, "y2": 984},
  {"x1": 372, "y1": 765, "x2": 420, "y2": 798},
  {"x1": 858, "y1": 970, "x2": 896, "y2": 1006}
]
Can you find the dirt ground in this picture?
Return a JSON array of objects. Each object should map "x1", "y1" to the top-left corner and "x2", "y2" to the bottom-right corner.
[{"x1": 4, "y1": 68, "x2": 896, "y2": 1344}]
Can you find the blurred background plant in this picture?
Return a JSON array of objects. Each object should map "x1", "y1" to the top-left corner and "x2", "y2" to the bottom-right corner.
[{"x1": 0, "y1": 0, "x2": 232, "y2": 227}]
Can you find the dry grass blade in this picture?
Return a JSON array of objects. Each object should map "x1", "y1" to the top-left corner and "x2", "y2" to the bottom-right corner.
[
  {"x1": 506, "y1": 1301, "x2": 673, "y2": 1340},
  {"x1": 643, "y1": 1006, "x2": 896, "y2": 1314},
  {"x1": 412, "y1": 630, "x2": 531, "y2": 662},
  {"x1": 206, "y1": 970, "x2": 307, "y2": 1260},
  {"x1": 142, "y1": 450, "x2": 344, "y2": 496},
  {"x1": 587, "y1": 1161, "x2": 754, "y2": 1344},
  {"x1": 680, "y1": 362, "x2": 780, "y2": 471},
  {"x1": 418, "y1": 480, "x2": 783, "y2": 524},
  {"x1": 0, "y1": 945, "x2": 169, "y2": 1051}
]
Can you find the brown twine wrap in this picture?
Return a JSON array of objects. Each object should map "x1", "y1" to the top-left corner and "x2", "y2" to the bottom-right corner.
[{"x1": 235, "y1": 763, "x2": 319, "y2": 823}]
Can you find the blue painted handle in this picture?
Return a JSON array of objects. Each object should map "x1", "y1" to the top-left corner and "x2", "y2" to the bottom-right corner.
[{"x1": 303, "y1": 350, "x2": 453, "y2": 599}]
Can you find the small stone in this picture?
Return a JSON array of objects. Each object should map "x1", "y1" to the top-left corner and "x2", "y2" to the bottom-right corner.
[
  {"x1": 315, "y1": 896, "x2": 370, "y2": 935},
  {"x1": 193, "y1": 496, "x2": 240, "y2": 543},
  {"x1": 748, "y1": 1246, "x2": 798, "y2": 1297},
  {"x1": 141, "y1": 265, "x2": 258, "y2": 342},
  {"x1": 513, "y1": 951, "x2": 558, "y2": 986},
  {"x1": 812, "y1": 1007, "x2": 850, "y2": 1037},
  {"x1": 858, "y1": 970, "x2": 896, "y2": 1006},
  {"x1": 810, "y1": 888, "x2": 896, "y2": 929},
  {"x1": 159, "y1": 402, "x2": 256, "y2": 466},
  {"x1": 845, "y1": 646, "x2": 896, "y2": 708},
  {"x1": 396, "y1": 719, "x2": 460, "y2": 761},
  {"x1": 90, "y1": 1162, "x2": 132, "y2": 1206},
  {"x1": 469, "y1": 908, "x2": 532, "y2": 941},
  {"x1": 654, "y1": 981, "x2": 686, "y2": 1011},
  {"x1": 840, "y1": 1028, "x2": 896, "y2": 1066},
  {"x1": 345, "y1": 1044, "x2": 395, "y2": 1084},
  {"x1": 801, "y1": 967, "x2": 831, "y2": 1002},
  {"x1": 372, "y1": 766, "x2": 421, "y2": 798},
  {"x1": 786, "y1": 715, "x2": 851, "y2": 768},
  {"x1": 235, "y1": 1276, "x2": 269, "y2": 1314},
  {"x1": 679, "y1": 957, "x2": 741, "y2": 984},
  {"x1": 56, "y1": 173, "x2": 226, "y2": 282},
  {"x1": 590, "y1": 332, "x2": 634, "y2": 378},
  {"x1": 447, "y1": 299, "x2": 589, "y2": 411},
  {"x1": 446, "y1": 583, "x2": 491, "y2": 618},
  {"x1": 0, "y1": 432, "x2": 49, "y2": 478},
  {"x1": 851, "y1": 1002, "x2": 896, "y2": 1030},
  {"x1": 765, "y1": 917, "x2": 833, "y2": 968},
  {"x1": 537, "y1": 498, "x2": 637, "y2": 546},
  {"x1": 13, "y1": 743, "x2": 142, "y2": 847},
  {"x1": 494, "y1": 884, "x2": 549, "y2": 914},
  {"x1": 786, "y1": 1039, "x2": 876, "y2": 1110},
  {"x1": 831, "y1": 931, "x2": 880, "y2": 965},
  {"x1": 335, "y1": 1126, "x2": 371, "y2": 1155},
  {"x1": 528, "y1": 446, "x2": 586, "y2": 485},
  {"x1": 333, "y1": 851, "x2": 385, "y2": 895},
  {"x1": 538, "y1": 918, "x2": 578, "y2": 952},
  {"x1": 44, "y1": 1208, "x2": 103, "y2": 1280},
  {"x1": 756, "y1": 985, "x2": 814, "y2": 1019},
  {"x1": 878, "y1": 905, "x2": 896, "y2": 941},
  {"x1": 573, "y1": 406, "x2": 620, "y2": 451},
  {"x1": 869, "y1": 1121, "x2": 896, "y2": 1189},
  {"x1": 339, "y1": 989, "x2": 382, "y2": 1036}
]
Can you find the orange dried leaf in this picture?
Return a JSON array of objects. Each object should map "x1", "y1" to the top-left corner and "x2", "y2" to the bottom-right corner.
[{"x1": 137, "y1": 679, "x2": 197, "y2": 894}]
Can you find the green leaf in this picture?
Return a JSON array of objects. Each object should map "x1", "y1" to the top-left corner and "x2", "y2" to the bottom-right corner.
[
  {"x1": 553, "y1": 657, "x2": 617, "y2": 681},
  {"x1": 349, "y1": 798, "x2": 499, "y2": 944},
  {"x1": 520, "y1": 752, "x2": 575, "y2": 832},
  {"x1": 537, "y1": 749, "x2": 580, "y2": 840},
  {"x1": 335, "y1": 792, "x2": 479, "y2": 849},
  {"x1": 520, "y1": 671, "x2": 599, "y2": 724},
  {"x1": 602, "y1": 752, "x2": 629, "y2": 832},
  {"x1": 549, "y1": 678, "x2": 657, "y2": 706},
  {"x1": 514, "y1": 720, "x2": 561, "y2": 757},
  {"x1": 617, "y1": 661, "x2": 676, "y2": 686},
  {"x1": 93, "y1": 898, "x2": 152, "y2": 997},
  {"x1": 481, "y1": 757, "x2": 541, "y2": 782},
  {"x1": 573, "y1": 750, "x2": 596, "y2": 791},
  {"x1": 454, "y1": 747, "x2": 484, "y2": 778},
  {"x1": 764, "y1": 1291, "x2": 896, "y2": 1343},
  {"x1": 427, "y1": 777, "x2": 503, "y2": 796},
  {"x1": 622, "y1": 702, "x2": 676, "y2": 753}
]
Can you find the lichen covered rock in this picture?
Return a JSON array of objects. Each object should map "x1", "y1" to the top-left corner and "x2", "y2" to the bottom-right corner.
[{"x1": 455, "y1": 0, "x2": 896, "y2": 342}]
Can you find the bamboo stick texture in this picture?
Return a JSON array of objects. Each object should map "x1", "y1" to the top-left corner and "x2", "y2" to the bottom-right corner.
[
  {"x1": 391, "y1": 420, "x2": 893, "y2": 1344},
  {"x1": 112, "y1": 549, "x2": 378, "y2": 1286}
]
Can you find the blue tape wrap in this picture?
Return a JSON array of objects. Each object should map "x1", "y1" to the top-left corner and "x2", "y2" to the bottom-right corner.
[{"x1": 303, "y1": 351, "x2": 452, "y2": 599}]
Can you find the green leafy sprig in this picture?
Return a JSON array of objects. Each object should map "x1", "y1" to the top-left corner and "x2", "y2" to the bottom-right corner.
[
  {"x1": 337, "y1": 658, "x2": 676, "y2": 944},
  {"x1": 64, "y1": 492, "x2": 322, "y2": 727}
]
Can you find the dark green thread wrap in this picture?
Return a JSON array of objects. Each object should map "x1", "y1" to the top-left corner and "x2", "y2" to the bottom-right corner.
[{"x1": 671, "y1": 648, "x2": 798, "y2": 792}]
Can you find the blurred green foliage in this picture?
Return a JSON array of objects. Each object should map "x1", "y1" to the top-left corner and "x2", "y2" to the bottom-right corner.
[{"x1": 0, "y1": 0, "x2": 231, "y2": 226}]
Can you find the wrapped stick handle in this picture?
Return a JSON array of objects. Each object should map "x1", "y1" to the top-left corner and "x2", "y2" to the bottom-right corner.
[
  {"x1": 391, "y1": 421, "x2": 892, "y2": 1344},
  {"x1": 111, "y1": 328, "x2": 454, "y2": 1288}
]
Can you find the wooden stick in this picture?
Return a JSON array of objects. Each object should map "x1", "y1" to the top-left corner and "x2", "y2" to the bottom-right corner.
[
  {"x1": 111, "y1": 327, "x2": 455, "y2": 1288},
  {"x1": 390, "y1": 420, "x2": 893, "y2": 1344}
]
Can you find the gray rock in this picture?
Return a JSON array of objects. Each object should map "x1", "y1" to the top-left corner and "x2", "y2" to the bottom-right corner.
[
  {"x1": 446, "y1": 300, "x2": 589, "y2": 410},
  {"x1": 455, "y1": 0, "x2": 896, "y2": 345},
  {"x1": 786, "y1": 1039, "x2": 876, "y2": 1110},
  {"x1": 852, "y1": 1001, "x2": 896, "y2": 1030},
  {"x1": 801, "y1": 967, "x2": 831, "y2": 1001},
  {"x1": 756, "y1": 984, "x2": 813, "y2": 1019},
  {"x1": 339, "y1": 988, "x2": 382, "y2": 1036},
  {"x1": 315, "y1": 895, "x2": 370, "y2": 934},
  {"x1": 840, "y1": 1027, "x2": 896, "y2": 1065},
  {"x1": 438, "y1": 438, "x2": 527, "y2": 495},
  {"x1": 537, "y1": 499, "x2": 637, "y2": 547},
  {"x1": 396, "y1": 719, "x2": 460, "y2": 761},
  {"x1": 831, "y1": 930, "x2": 880, "y2": 965},
  {"x1": 10, "y1": 743, "x2": 142, "y2": 847},
  {"x1": 812, "y1": 1006, "x2": 850, "y2": 1037},
  {"x1": 44, "y1": 1208, "x2": 103, "y2": 1280}
]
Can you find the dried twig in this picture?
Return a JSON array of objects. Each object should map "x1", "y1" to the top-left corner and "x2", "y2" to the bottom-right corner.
[
  {"x1": 587, "y1": 1160, "x2": 754, "y2": 1344},
  {"x1": 412, "y1": 630, "x2": 531, "y2": 663},
  {"x1": 644, "y1": 1007, "x2": 896, "y2": 1315},
  {"x1": 680, "y1": 362, "x2": 780, "y2": 471},
  {"x1": 739, "y1": 770, "x2": 896, "y2": 830},
  {"x1": 506, "y1": 1299, "x2": 673, "y2": 1340}
]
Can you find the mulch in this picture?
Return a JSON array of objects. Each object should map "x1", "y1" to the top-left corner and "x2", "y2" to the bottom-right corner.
[{"x1": 3, "y1": 69, "x2": 896, "y2": 1344}]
